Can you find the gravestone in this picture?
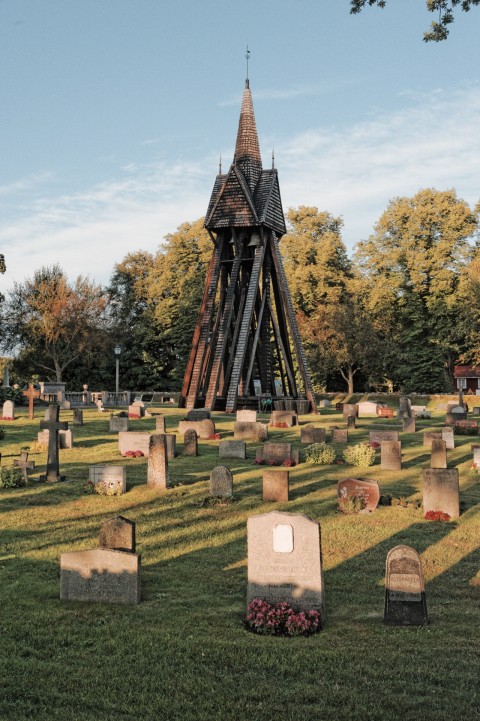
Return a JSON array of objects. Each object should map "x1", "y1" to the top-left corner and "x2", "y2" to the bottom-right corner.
[
  {"x1": 186, "y1": 409, "x2": 211, "y2": 421},
  {"x1": 381, "y1": 440, "x2": 402, "y2": 470},
  {"x1": 411, "y1": 405, "x2": 430, "y2": 419},
  {"x1": 118, "y1": 431, "x2": 152, "y2": 457},
  {"x1": 270, "y1": 410, "x2": 298, "y2": 427},
  {"x1": 60, "y1": 548, "x2": 141, "y2": 605},
  {"x1": 147, "y1": 434, "x2": 168, "y2": 492},
  {"x1": 58, "y1": 429, "x2": 73, "y2": 449},
  {"x1": 384, "y1": 546, "x2": 428, "y2": 626},
  {"x1": 300, "y1": 425, "x2": 325, "y2": 444},
  {"x1": 13, "y1": 451, "x2": 35, "y2": 484},
  {"x1": 423, "y1": 431, "x2": 442, "y2": 449},
  {"x1": 155, "y1": 416, "x2": 166, "y2": 433},
  {"x1": 402, "y1": 416, "x2": 416, "y2": 433},
  {"x1": 247, "y1": 510, "x2": 325, "y2": 621},
  {"x1": 183, "y1": 429, "x2": 198, "y2": 456},
  {"x1": 473, "y1": 446, "x2": 480, "y2": 468},
  {"x1": 318, "y1": 399, "x2": 331, "y2": 408},
  {"x1": 255, "y1": 442, "x2": 299, "y2": 466},
  {"x1": 96, "y1": 400, "x2": 104, "y2": 412},
  {"x1": 332, "y1": 428, "x2": 348, "y2": 444},
  {"x1": 237, "y1": 409, "x2": 257, "y2": 423},
  {"x1": 22, "y1": 383, "x2": 41, "y2": 420},
  {"x1": 99, "y1": 516, "x2": 136, "y2": 552},
  {"x1": 441, "y1": 427, "x2": 455, "y2": 450},
  {"x1": 378, "y1": 407, "x2": 394, "y2": 418},
  {"x1": 369, "y1": 430, "x2": 399, "y2": 444},
  {"x1": 73, "y1": 408, "x2": 83, "y2": 426},
  {"x1": 178, "y1": 419, "x2": 215, "y2": 440},
  {"x1": 164, "y1": 433, "x2": 177, "y2": 459},
  {"x1": 2, "y1": 400, "x2": 14, "y2": 419},
  {"x1": 335, "y1": 402, "x2": 344, "y2": 412},
  {"x1": 422, "y1": 468, "x2": 460, "y2": 519},
  {"x1": 398, "y1": 396, "x2": 412, "y2": 418},
  {"x1": 39, "y1": 404, "x2": 68, "y2": 482},
  {"x1": 234, "y1": 421, "x2": 267, "y2": 441},
  {"x1": 128, "y1": 403, "x2": 145, "y2": 418},
  {"x1": 210, "y1": 466, "x2": 233, "y2": 497},
  {"x1": 337, "y1": 478, "x2": 380, "y2": 512},
  {"x1": 473, "y1": 406, "x2": 480, "y2": 416},
  {"x1": 357, "y1": 401, "x2": 379, "y2": 417},
  {"x1": 446, "y1": 406, "x2": 467, "y2": 424},
  {"x1": 89, "y1": 465, "x2": 126, "y2": 494},
  {"x1": 262, "y1": 470, "x2": 289, "y2": 502},
  {"x1": 109, "y1": 415, "x2": 129, "y2": 432},
  {"x1": 219, "y1": 440, "x2": 246, "y2": 460},
  {"x1": 430, "y1": 439, "x2": 447, "y2": 469},
  {"x1": 346, "y1": 415, "x2": 356, "y2": 429},
  {"x1": 342, "y1": 403, "x2": 358, "y2": 419}
]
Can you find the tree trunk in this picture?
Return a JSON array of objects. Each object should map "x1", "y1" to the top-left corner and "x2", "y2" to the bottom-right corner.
[{"x1": 54, "y1": 359, "x2": 63, "y2": 383}]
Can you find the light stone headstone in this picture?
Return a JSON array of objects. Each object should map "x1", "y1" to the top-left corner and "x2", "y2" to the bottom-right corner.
[
  {"x1": 128, "y1": 403, "x2": 145, "y2": 418},
  {"x1": 210, "y1": 466, "x2": 233, "y2": 497},
  {"x1": 236, "y1": 409, "x2": 257, "y2": 423},
  {"x1": 99, "y1": 516, "x2": 135, "y2": 552},
  {"x1": 147, "y1": 434, "x2": 168, "y2": 491},
  {"x1": 89, "y1": 465, "x2": 127, "y2": 494},
  {"x1": 270, "y1": 410, "x2": 298, "y2": 427},
  {"x1": 472, "y1": 406, "x2": 480, "y2": 416},
  {"x1": 59, "y1": 429, "x2": 73, "y2": 449},
  {"x1": 118, "y1": 431, "x2": 152, "y2": 457},
  {"x1": 2, "y1": 400, "x2": 14, "y2": 419},
  {"x1": 342, "y1": 403, "x2": 358, "y2": 419},
  {"x1": 473, "y1": 446, "x2": 480, "y2": 468},
  {"x1": 423, "y1": 468, "x2": 460, "y2": 519},
  {"x1": 332, "y1": 428, "x2": 348, "y2": 444},
  {"x1": 178, "y1": 419, "x2": 215, "y2": 440},
  {"x1": 247, "y1": 510, "x2": 325, "y2": 622},
  {"x1": 430, "y1": 439, "x2": 447, "y2": 469},
  {"x1": 155, "y1": 416, "x2": 166, "y2": 433},
  {"x1": 357, "y1": 401, "x2": 379, "y2": 417},
  {"x1": 109, "y1": 416, "x2": 129, "y2": 433},
  {"x1": 441, "y1": 427, "x2": 455, "y2": 450},
  {"x1": 60, "y1": 548, "x2": 140, "y2": 605},
  {"x1": 423, "y1": 431, "x2": 442, "y2": 449},
  {"x1": 262, "y1": 470, "x2": 289, "y2": 502},
  {"x1": 234, "y1": 421, "x2": 267, "y2": 441},
  {"x1": 384, "y1": 545, "x2": 428, "y2": 626},
  {"x1": 381, "y1": 440, "x2": 402, "y2": 470},
  {"x1": 183, "y1": 428, "x2": 198, "y2": 456},
  {"x1": 300, "y1": 425, "x2": 325, "y2": 444},
  {"x1": 219, "y1": 440, "x2": 246, "y2": 460},
  {"x1": 369, "y1": 430, "x2": 399, "y2": 444}
]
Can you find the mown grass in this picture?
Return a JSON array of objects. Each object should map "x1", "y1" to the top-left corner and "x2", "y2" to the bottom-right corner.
[{"x1": 0, "y1": 402, "x2": 479, "y2": 721}]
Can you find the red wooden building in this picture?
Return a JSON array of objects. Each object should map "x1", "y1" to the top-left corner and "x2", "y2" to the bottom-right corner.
[{"x1": 453, "y1": 365, "x2": 480, "y2": 394}]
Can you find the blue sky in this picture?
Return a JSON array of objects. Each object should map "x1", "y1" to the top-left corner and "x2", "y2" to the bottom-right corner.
[{"x1": 1, "y1": 0, "x2": 479, "y2": 295}]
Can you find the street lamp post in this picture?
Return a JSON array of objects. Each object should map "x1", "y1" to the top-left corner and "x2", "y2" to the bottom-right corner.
[{"x1": 114, "y1": 345, "x2": 122, "y2": 400}]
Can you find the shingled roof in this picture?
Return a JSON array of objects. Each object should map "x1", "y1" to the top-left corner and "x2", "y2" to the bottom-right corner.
[{"x1": 205, "y1": 81, "x2": 286, "y2": 236}]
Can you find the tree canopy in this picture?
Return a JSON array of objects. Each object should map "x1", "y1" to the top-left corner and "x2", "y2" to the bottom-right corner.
[{"x1": 350, "y1": 0, "x2": 480, "y2": 41}]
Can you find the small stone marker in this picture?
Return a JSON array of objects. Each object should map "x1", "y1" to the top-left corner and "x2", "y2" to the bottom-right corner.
[
  {"x1": 164, "y1": 433, "x2": 177, "y2": 459},
  {"x1": 109, "y1": 415, "x2": 129, "y2": 432},
  {"x1": 128, "y1": 403, "x2": 145, "y2": 418},
  {"x1": 178, "y1": 419, "x2": 215, "y2": 440},
  {"x1": 402, "y1": 416, "x2": 416, "y2": 433},
  {"x1": 96, "y1": 400, "x2": 104, "y2": 412},
  {"x1": 118, "y1": 431, "x2": 152, "y2": 457},
  {"x1": 441, "y1": 427, "x2": 455, "y2": 450},
  {"x1": 423, "y1": 468, "x2": 460, "y2": 519},
  {"x1": 247, "y1": 510, "x2": 325, "y2": 621},
  {"x1": 270, "y1": 410, "x2": 297, "y2": 426},
  {"x1": 262, "y1": 470, "x2": 289, "y2": 502},
  {"x1": 337, "y1": 478, "x2": 380, "y2": 512},
  {"x1": 332, "y1": 428, "x2": 348, "y2": 443},
  {"x1": 2, "y1": 400, "x2": 14, "y2": 419},
  {"x1": 473, "y1": 446, "x2": 480, "y2": 468},
  {"x1": 237, "y1": 409, "x2": 257, "y2": 423},
  {"x1": 99, "y1": 516, "x2": 136, "y2": 552},
  {"x1": 60, "y1": 548, "x2": 141, "y2": 605},
  {"x1": 357, "y1": 401, "x2": 379, "y2": 417},
  {"x1": 234, "y1": 421, "x2": 267, "y2": 441},
  {"x1": 255, "y1": 442, "x2": 299, "y2": 466},
  {"x1": 472, "y1": 406, "x2": 480, "y2": 416},
  {"x1": 430, "y1": 439, "x2": 447, "y2": 469},
  {"x1": 210, "y1": 466, "x2": 233, "y2": 497},
  {"x1": 89, "y1": 465, "x2": 126, "y2": 494},
  {"x1": 381, "y1": 440, "x2": 402, "y2": 470},
  {"x1": 186, "y1": 409, "x2": 211, "y2": 421},
  {"x1": 423, "y1": 431, "x2": 442, "y2": 448},
  {"x1": 73, "y1": 408, "x2": 83, "y2": 426},
  {"x1": 300, "y1": 425, "x2": 325, "y2": 444},
  {"x1": 377, "y1": 407, "x2": 394, "y2": 418},
  {"x1": 155, "y1": 416, "x2": 166, "y2": 433},
  {"x1": 59, "y1": 429, "x2": 73, "y2": 449},
  {"x1": 342, "y1": 403, "x2": 358, "y2": 419},
  {"x1": 384, "y1": 546, "x2": 428, "y2": 626},
  {"x1": 346, "y1": 415, "x2": 356, "y2": 429},
  {"x1": 335, "y1": 402, "x2": 344, "y2": 411},
  {"x1": 219, "y1": 440, "x2": 246, "y2": 460},
  {"x1": 147, "y1": 434, "x2": 169, "y2": 491},
  {"x1": 13, "y1": 451, "x2": 35, "y2": 483},
  {"x1": 183, "y1": 428, "x2": 198, "y2": 456},
  {"x1": 369, "y1": 430, "x2": 399, "y2": 444},
  {"x1": 39, "y1": 404, "x2": 68, "y2": 482}
]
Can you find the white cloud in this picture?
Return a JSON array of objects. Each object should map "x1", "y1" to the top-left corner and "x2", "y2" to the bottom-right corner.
[{"x1": 1, "y1": 83, "x2": 479, "y2": 296}]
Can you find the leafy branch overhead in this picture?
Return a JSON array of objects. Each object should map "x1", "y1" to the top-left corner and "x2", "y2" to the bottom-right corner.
[{"x1": 350, "y1": 0, "x2": 480, "y2": 41}]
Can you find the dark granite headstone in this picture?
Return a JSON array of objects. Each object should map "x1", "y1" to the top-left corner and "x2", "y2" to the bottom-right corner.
[
  {"x1": 219, "y1": 440, "x2": 246, "y2": 460},
  {"x1": 384, "y1": 545, "x2": 428, "y2": 626},
  {"x1": 300, "y1": 425, "x2": 325, "y2": 444},
  {"x1": 332, "y1": 428, "x2": 348, "y2": 443},
  {"x1": 346, "y1": 415, "x2": 356, "y2": 429},
  {"x1": 73, "y1": 409, "x2": 84, "y2": 426},
  {"x1": 369, "y1": 430, "x2": 399, "y2": 444},
  {"x1": 337, "y1": 478, "x2": 380, "y2": 512},
  {"x1": 183, "y1": 428, "x2": 198, "y2": 456},
  {"x1": 186, "y1": 409, "x2": 211, "y2": 421},
  {"x1": 110, "y1": 416, "x2": 129, "y2": 432},
  {"x1": 210, "y1": 466, "x2": 233, "y2": 497},
  {"x1": 99, "y1": 516, "x2": 136, "y2": 552},
  {"x1": 13, "y1": 451, "x2": 35, "y2": 484},
  {"x1": 164, "y1": 433, "x2": 177, "y2": 459}
]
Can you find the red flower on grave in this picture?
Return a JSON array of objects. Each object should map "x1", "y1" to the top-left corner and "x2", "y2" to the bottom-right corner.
[
  {"x1": 282, "y1": 458, "x2": 294, "y2": 467},
  {"x1": 424, "y1": 510, "x2": 451, "y2": 522},
  {"x1": 268, "y1": 459, "x2": 278, "y2": 466},
  {"x1": 253, "y1": 458, "x2": 265, "y2": 465},
  {"x1": 208, "y1": 433, "x2": 221, "y2": 440}
]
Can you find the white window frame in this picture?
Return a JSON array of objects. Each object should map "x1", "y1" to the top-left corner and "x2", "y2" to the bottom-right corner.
[{"x1": 457, "y1": 378, "x2": 467, "y2": 389}]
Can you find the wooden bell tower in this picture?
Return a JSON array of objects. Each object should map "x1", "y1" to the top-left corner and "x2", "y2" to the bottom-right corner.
[{"x1": 179, "y1": 80, "x2": 317, "y2": 414}]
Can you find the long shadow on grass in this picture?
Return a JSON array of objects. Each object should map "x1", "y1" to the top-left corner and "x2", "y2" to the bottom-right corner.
[{"x1": 427, "y1": 546, "x2": 480, "y2": 601}]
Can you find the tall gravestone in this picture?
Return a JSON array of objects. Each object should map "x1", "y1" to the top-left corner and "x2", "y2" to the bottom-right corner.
[
  {"x1": 402, "y1": 416, "x2": 415, "y2": 433},
  {"x1": 423, "y1": 468, "x2": 460, "y2": 519},
  {"x1": 156, "y1": 416, "x2": 166, "y2": 433},
  {"x1": 384, "y1": 545, "x2": 428, "y2": 626},
  {"x1": 147, "y1": 434, "x2": 169, "y2": 491},
  {"x1": 247, "y1": 511, "x2": 325, "y2": 623},
  {"x1": 183, "y1": 428, "x2": 198, "y2": 456},
  {"x1": 381, "y1": 441, "x2": 402, "y2": 470},
  {"x1": 441, "y1": 427, "x2": 455, "y2": 450},
  {"x1": 2, "y1": 400, "x2": 14, "y2": 420},
  {"x1": 210, "y1": 466, "x2": 233, "y2": 497},
  {"x1": 430, "y1": 439, "x2": 447, "y2": 469},
  {"x1": 73, "y1": 408, "x2": 84, "y2": 426}
]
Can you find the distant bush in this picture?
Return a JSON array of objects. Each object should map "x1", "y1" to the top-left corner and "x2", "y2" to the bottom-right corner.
[
  {"x1": 305, "y1": 442, "x2": 336, "y2": 465},
  {"x1": 338, "y1": 493, "x2": 367, "y2": 514},
  {"x1": 0, "y1": 467, "x2": 25, "y2": 488},
  {"x1": 343, "y1": 443, "x2": 376, "y2": 467},
  {"x1": 0, "y1": 427, "x2": 5, "y2": 440}
]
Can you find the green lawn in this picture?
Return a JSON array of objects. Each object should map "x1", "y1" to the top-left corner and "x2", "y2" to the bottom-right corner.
[{"x1": 0, "y1": 402, "x2": 479, "y2": 721}]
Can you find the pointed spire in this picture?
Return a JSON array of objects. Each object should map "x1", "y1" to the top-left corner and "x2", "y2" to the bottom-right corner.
[{"x1": 234, "y1": 80, "x2": 262, "y2": 192}]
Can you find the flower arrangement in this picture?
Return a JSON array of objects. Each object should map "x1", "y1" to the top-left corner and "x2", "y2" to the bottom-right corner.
[
  {"x1": 305, "y1": 442, "x2": 336, "y2": 465},
  {"x1": 369, "y1": 441, "x2": 380, "y2": 449},
  {"x1": 0, "y1": 417, "x2": 15, "y2": 421},
  {"x1": 282, "y1": 458, "x2": 294, "y2": 467},
  {"x1": 0, "y1": 467, "x2": 25, "y2": 489},
  {"x1": 122, "y1": 450, "x2": 144, "y2": 458},
  {"x1": 83, "y1": 478, "x2": 124, "y2": 496},
  {"x1": 128, "y1": 413, "x2": 141, "y2": 419},
  {"x1": 246, "y1": 599, "x2": 322, "y2": 636},
  {"x1": 270, "y1": 421, "x2": 290, "y2": 428},
  {"x1": 424, "y1": 510, "x2": 451, "y2": 521},
  {"x1": 208, "y1": 433, "x2": 221, "y2": 440},
  {"x1": 338, "y1": 493, "x2": 367, "y2": 514},
  {"x1": 253, "y1": 458, "x2": 265, "y2": 465},
  {"x1": 454, "y1": 424, "x2": 479, "y2": 436},
  {"x1": 343, "y1": 443, "x2": 376, "y2": 467}
]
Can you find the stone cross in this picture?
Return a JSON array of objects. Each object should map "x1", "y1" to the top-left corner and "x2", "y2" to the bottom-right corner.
[
  {"x1": 39, "y1": 404, "x2": 68, "y2": 482},
  {"x1": 13, "y1": 451, "x2": 35, "y2": 484},
  {"x1": 22, "y1": 383, "x2": 41, "y2": 420}
]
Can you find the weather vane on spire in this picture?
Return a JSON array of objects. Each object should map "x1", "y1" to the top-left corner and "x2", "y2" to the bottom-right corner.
[{"x1": 245, "y1": 45, "x2": 250, "y2": 81}]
